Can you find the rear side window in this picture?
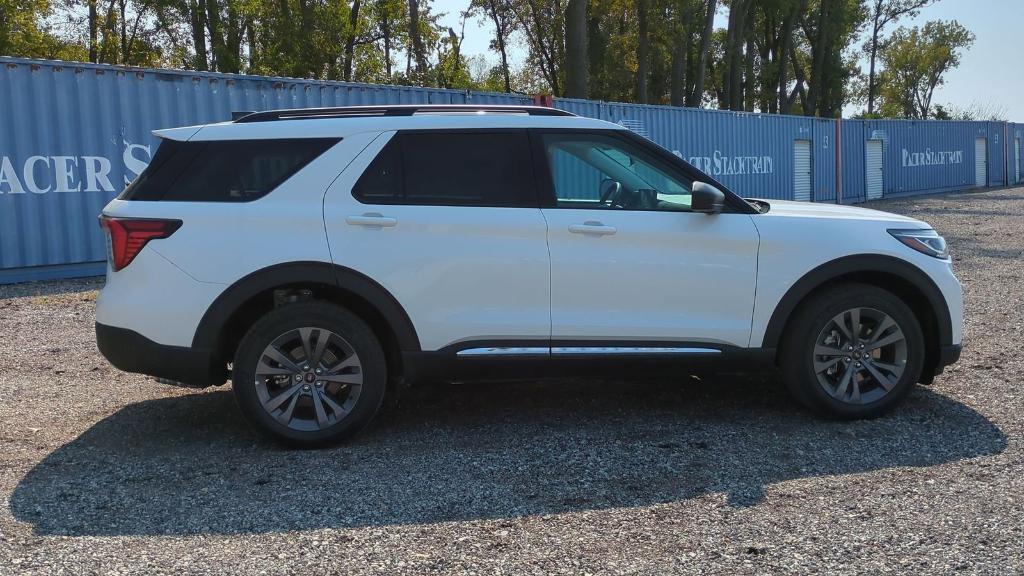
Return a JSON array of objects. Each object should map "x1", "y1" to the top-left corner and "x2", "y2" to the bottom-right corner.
[
  {"x1": 121, "y1": 138, "x2": 338, "y2": 202},
  {"x1": 352, "y1": 131, "x2": 536, "y2": 207}
]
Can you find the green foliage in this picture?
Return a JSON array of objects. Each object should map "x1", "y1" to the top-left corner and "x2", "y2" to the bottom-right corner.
[
  {"x1": 877, "y1": 19, "x2": 974, "y2": 119},
  {"x1": 0, "y1": 0, "x2": 86, "y2": 59},
  {"x1": 0, "y1": 0, "x2": 979, "y2": 119}
]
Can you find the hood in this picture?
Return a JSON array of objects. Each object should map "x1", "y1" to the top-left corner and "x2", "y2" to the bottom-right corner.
[{"x1": 751, "y1": 199, "x2": 927, "y2": 226}]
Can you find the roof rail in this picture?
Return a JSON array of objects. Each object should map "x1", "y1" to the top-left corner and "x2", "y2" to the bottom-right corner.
[{"x1": 234, "y1": 104, "x2": 575, "y2": 123}]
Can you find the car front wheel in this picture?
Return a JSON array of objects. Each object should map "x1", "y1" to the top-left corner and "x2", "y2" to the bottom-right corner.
[{"x1": 780, "y1": 283, "x2": 925, "y2": 419}]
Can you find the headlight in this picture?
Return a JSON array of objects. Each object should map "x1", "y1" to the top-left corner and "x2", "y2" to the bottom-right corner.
[{"x1": 888, "y1": 229, "x2": 949, "y2": 259}]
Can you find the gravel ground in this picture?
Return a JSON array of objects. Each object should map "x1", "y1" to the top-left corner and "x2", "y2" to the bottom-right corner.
[{"x1": 1, "y1": 188, "x2": 1022, "y2": 575}]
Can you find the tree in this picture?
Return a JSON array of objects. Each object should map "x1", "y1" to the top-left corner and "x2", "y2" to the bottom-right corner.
[
  {"x1": 877, "y1": 20, "x2": 973, "y2": 119},
  {"x1": 796, "y1": 0, "x2": 866, "y2": 117},
  {"x1": 723, "y1": 0, "x2": 752, "y2": 110},
  {"x1": 512, "y1": 0, "x2": 564, "y2": 95},
  {"x1": 864, "y1": 0, "x2": 934, "y2": 115},
  {"x1": 365, "y1": 0, "x2": 409, "y2": 81},
  {"x1": 564, "y1": 0, "x2": 587, "y2": 97},
  {"x1": 408, "y1": 0, "x2": 429, "y2": 82},
  {"x1": 635, "y1": 0, "x2": 649, "y2": 102},
  {"x1": 685, "y1": 0, "x2": 716, "y2": 107},
  {"x1": 472, "y1": 0, "x2": 517, "y2": 92}
]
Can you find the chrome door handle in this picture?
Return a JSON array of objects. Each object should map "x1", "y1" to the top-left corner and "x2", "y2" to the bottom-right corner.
[
  {"x1": 346, "y1": 213, "x2": 397, "y2": 228},
  {"x1": 568, "y1": 221, "x2": 616, "y2": 236}
]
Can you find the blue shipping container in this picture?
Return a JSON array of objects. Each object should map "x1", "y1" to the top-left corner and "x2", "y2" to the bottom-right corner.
[
  {"x1": 0, "y1": 57, "x2": 1019, "y2": 283},
  {"x1": 857, "y1": 119, "x2": 997, "y2": 197}
]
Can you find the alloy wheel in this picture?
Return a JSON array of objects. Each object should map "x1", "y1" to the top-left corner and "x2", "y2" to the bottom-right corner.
[
  {"x1": 812, "y1": 307, "x2": 908, "y2": 405},
  {"x1": 254, "y1": 327, "x2": 363, "y2": 432}
]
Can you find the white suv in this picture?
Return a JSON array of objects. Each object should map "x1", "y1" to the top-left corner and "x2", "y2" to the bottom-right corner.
[{"x1": 95, "y1": 105, "x2": 963, "y2": 445}]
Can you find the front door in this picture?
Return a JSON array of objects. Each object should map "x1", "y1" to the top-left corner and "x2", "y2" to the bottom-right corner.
[
  {"x1": 323, "y1": 130, "x2": 551, "y2": 352},
  {"x1": 535, "y1": 130, "x2": 760, "y2": 349}
]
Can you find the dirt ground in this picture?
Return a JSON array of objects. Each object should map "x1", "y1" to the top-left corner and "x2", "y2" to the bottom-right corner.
[{"x1": 1, "y1": 188, "x2": 1021, "y2": 575}]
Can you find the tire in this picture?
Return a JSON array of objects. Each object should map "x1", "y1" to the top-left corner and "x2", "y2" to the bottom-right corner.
[
  {"x1": 232, "y1": 301, "x2": 387, "y2": 446},
  {"x1": 779, "y1": 283, "x2": 925, "y2": 419}
]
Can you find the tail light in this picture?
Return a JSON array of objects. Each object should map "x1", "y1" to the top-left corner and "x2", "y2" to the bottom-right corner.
[{"x1": 98, "y1": 216, "x2": 182, "y2": 271}]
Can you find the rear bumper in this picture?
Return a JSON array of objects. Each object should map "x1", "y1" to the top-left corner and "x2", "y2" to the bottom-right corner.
[
  {"x1": 95, "y1": 322, "x2": 226, "y2": 387},
  {"x1": 936, "y1": 343, "x2": 962, "y2": 373}
]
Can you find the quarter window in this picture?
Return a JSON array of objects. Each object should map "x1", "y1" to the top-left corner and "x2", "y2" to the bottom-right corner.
[
  {"x1": 542, "y1": 133, "x2": 693, "y2": 211},
  {"x1": 121, "y1": 138, "x2": 338, "y2": 202},
  {"x1": 352, "y1": 132, "x2": 536, "y2": 207}
]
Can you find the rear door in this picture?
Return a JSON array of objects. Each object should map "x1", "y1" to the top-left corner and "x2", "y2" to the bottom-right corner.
[
  {"x1": 535, "y1": 130, "x2": 760, "y2": 349},
  {"x1": 323, "y1": 130, "x2": 551, "y2": 352}
]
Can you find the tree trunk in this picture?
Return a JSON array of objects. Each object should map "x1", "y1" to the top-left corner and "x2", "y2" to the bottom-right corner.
[
  {"x1": 686, "y1": 0, "x2": 716, "y2": 107},
  {"x1": 744, "y1": 36, "x2": 756, "y2": 111},
  {"x1": 189, "y1": 0, "x2": 209, "y2": 70},
  {"x1": 88, "y1": 0, "x2": 99, "y2": 62},
  {"x1": 382, "y1": 10, "x2": 392, "y2": 79},
  {"x1": 724, "y1": 0, "x2": 749, "y2": 110},
  {"x1": 777, "y1": 5, "x2": 795, "y2": 114},
  {"x1": 294, "y1": 0, "x2": 312, "y2": 76},
  {"x1": 485, "y1": 0, "x2": 511, "y2": 92},
  {"x1": 670, "y1": 1, "x2": 690, "y2": 107},
  {"x1": 564, "y1": 0, "x2": 588, "y2": 98},
  {"x1": 867, "y1": 13, "x2": 881, "y2": 115},
  {"x1": 804, "y1": 0, "x2": 833, "y2": 116},
  {"x1": 343, "y1": 0, "x2": 362, "y2": 81},
  {"x1": 496, "y1": 23, "x2": 511, "y2": 92},
  {"x1": 118, "y1": 0, "x2": 127, "y2": 63},
  {"x1": 224, "y1": 6, "x2": 244, "y2": 73},
  {"x1": 787, "y1": 45, "x2": 806, "y2": 114},
  {"x1": 408, "y1": 0, "x2": 428, "y2": 82},
  {"x1": 635, "y1": 0, "x2": 649, "y2": 103},
  {"x1": 205, "y1": 0, "x2": 224, "y2": 71}
]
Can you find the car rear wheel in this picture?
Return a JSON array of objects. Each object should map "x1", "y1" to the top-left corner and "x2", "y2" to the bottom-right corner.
[
  {"x1": 232, "y1": 301, "x2": 387, "y2": 446},
  {"x1": 780, "y1": 283, "x2": 925, "y2": 419}
]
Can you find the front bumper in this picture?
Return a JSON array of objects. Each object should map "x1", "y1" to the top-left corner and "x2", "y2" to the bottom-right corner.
[{"x1": 96, "y1": 322, "x2": 226, "y2": 387}]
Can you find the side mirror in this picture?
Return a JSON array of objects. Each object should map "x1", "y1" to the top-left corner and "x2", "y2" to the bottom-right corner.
[{"x1": 691, "y1": 182, "x2": 725, "y2": 214}]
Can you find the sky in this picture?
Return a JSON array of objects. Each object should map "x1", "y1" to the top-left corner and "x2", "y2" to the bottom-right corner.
[{"x1": 431, "y1": 0, "x2": 1024, "y2": 120}]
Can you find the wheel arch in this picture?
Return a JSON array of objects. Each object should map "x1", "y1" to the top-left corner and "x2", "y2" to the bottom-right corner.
[
  {"x1": 762, "y1": 254, "x2": 952, "y2": 380},
  {"x1": 193, "y1": 261, "x2": 420, "y2": 378}
]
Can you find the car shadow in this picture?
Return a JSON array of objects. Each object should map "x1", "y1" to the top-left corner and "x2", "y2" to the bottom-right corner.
[{"x1": 9, "y1": 376, "x2": 1006, "y2": 536}]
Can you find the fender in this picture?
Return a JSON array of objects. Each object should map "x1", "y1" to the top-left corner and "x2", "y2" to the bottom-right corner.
[
  {"x1": 192, "y1": 261, "x2": 421, "y2": 353},
  {"x1": 761, "y1": 254, "x2": 952, "y2": 349}
]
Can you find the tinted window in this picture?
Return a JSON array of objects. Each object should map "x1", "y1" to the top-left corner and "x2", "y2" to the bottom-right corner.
[
  {"x1": 352, "y1": 132, "x2": 536, "y2": 207},
  {"x1": 121, "y1": 138, "x2": 338, "y2": 202},
  {"x1": 352, "y1": 137, "x2": 403, "y2": 203}
]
